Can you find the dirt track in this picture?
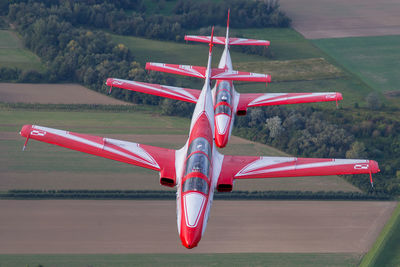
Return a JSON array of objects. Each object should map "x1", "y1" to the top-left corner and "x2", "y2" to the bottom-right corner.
[
  {"x1": 280, "y1": 0, "x2": 400, "y2": 38},
  {"x1": 0, "y1": 200, "x2": 396, "y2": 254},
  {"x1": 0, "y1": 83, "x2": 129, "y2": 105}
]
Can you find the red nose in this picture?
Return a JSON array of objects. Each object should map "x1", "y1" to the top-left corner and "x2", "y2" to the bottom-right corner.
[
  {"x1": 180, "y1": 233, "x2": 200, "y2": 249},
  {"x1": 215, "y1": 133, "x2": 228, "y2": 148}
]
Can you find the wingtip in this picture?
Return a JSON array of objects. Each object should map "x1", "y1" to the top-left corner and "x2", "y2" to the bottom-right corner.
[
  {"x1": 105, "y1": 78, "x2": 113, "y2": 86},
  {"x1": 20, "y1": 124, "x2": 32, "y2": 138},
  {"x1": 336, "y1": 92, "x2": 343, "y2": 101},
  {"x1": 370, "y1": 160, "x2": 380, "y2": 173},
  {"x1": 145, "y1": 62, "x2": 151, "y2": 70}
]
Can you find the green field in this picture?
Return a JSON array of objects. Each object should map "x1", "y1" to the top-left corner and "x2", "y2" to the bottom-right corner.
[
  {"x1": 0, "y1": 252, "x2": 360, "y2": 267},
  {"x1": 110, "y1": 29, "x2": 372, "y2": 108},
  {"x1": 360, "y1": 202, "x2": 400, "y2": 267},
  {"x1": 111, "y1": 33, "x2": 262, "y2": 66},
  {"x1": 0, "y1": 106, "x2": 359, "y2": 192},
  {"x1": 0, "y1": 30, "x2": 44, "y2": 71},
  {"x1": 313, "y1": 35, "x2": 400, "y2": 105}
]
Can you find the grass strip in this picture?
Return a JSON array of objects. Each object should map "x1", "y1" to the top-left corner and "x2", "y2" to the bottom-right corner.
[{"x1": 359, "y1": 202, "x2": 400, "y2": 267}]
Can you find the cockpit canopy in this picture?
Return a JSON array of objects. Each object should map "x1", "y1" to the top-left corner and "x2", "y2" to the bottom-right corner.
[
  {"x1": 185, "y1": 153, "x2": 210, "y2": 177},
  {"x1": 216, "y1": 90, "x2": 232, "y2": 105},
  {"x1": 187, "y1": 137, "x2": 212, "y2": 159},
  {"x1": 215, "y1": 104, "x2": 231, "y2": 115},
  {"x1": 182, "y1": 177, "x2": 209, "y2": 195}
]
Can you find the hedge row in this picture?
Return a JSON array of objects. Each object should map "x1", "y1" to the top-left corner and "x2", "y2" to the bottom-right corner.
[
  {"x1": 0, "y1": 103, "x2": 143, "y2": 112},
  {"x1": 1, "y1": 190, "x2": 391, "y2": 201}
]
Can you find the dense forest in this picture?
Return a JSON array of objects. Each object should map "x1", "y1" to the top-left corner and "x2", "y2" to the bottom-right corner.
[{"x1": 1, "y1": 0, "x2": 399, "y2": 196}]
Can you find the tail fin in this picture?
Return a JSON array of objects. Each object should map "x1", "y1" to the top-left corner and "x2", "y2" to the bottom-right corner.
[
  {"x1": 225, "y1": 9, "x2": 230, "y2": 49},
  {"x1": 205, "y1": 26, "x2": 214, "y2": 84}
]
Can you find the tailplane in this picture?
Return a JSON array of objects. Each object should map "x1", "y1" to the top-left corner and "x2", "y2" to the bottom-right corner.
[{"x1": 185, "y1": 9, "x2": 270, "y2": 47}]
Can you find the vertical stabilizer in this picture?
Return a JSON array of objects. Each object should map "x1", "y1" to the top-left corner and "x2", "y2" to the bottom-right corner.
[
  {"x1": 225, "y1": 9, "x2": 230, "y2": 50},
  {"x1": 205, "y1": 26, "x2": 214, "y2": 85}
]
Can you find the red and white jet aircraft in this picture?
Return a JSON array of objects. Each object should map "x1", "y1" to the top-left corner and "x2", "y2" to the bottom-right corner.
[
  {"x1": 106, "y1": 10, "x2": 342, "y2": 148},
  {"x1": 21, "y1": 28, "x2": 378, "y2": 249}
]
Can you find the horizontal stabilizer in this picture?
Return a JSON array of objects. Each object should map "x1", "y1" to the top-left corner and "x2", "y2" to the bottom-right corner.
[
  {"x1": 146, "y1": 62, "x2": 271, "y2": 83},
  {"x1": 185, "y1": 35, "x2": 270, "y2": 46}
]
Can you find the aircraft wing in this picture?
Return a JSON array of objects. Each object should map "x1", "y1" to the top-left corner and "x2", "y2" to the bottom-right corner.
[
  {"x1": 20, "y1": 125, "x2": 176, "y2": 175},
  {"x1": 237, "y1": 92, "x2": 342, "y2": 110},
  {"x1": 185, "y1": 35, "x2": 270, "y2": 46},
  {"x1": 220, "y1": 155, "x2": 379, "y2": 180},
  {"x1": 106, "y1": 78, "x2": 200, "y2": 103},
  {"x1": 146, "y1": 62, "x2": 271, "y2": 83}
]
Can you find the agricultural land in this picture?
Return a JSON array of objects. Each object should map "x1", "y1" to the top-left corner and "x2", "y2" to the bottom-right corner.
[
  {"x1": 0, "y1": 30, "x2": 43, "y2": 71},
  {"x1": 1, "y1": 0, "x2": 400, "y2": 266}
]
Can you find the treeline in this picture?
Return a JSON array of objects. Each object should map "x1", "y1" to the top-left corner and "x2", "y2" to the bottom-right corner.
[
  {"x1": 6, "y1": 1, "x2": 175, "y2": 104},
  {"x1": 1, "y1": 189, "x2": 391, "y2": 201},
  {"x1": 7, "y1": 0, "x2": 290, "y2": 42},
  {"x1": 233, "y1": 105, "x2": 400, "y2": 196}
]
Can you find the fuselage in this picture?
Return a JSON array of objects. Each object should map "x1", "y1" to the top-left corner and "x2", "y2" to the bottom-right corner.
[
  {"x1": 212, "y1": 46, "x2": 239, "y2": 148},
  {"x1": 175, "y1": 44, "x2": 224, "y2": 249},
  {"x1": 177, "y1": 112, "x2": 214, "y2": 248}
]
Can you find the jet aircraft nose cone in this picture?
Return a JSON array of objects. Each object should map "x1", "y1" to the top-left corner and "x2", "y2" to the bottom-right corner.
[
  {"x1": 181, "y1": 233, "x2": 200, "y2": 249},
  {"x1": 215, "y1": 132, "x2": 228, "y2": 148}
]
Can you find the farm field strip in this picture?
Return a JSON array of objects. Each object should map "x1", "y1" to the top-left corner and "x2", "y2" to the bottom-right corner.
[
  {"x1": 279, "y1": 0, "x2": 400, "y2": 39},
  {"x1": 312, "y1": 35, "x2": 400, "y2": 98},
  {"x1": 0, "y1": 253, "x2": 361, "y2": 267},
  {"x1": 0, "y1": 200, "x2": 396, "y2": 254},
  {"x1": 0, "y1": 83, "x2": 129, "y2": 105},
  {"x1": 360, "y1": 202, "x2": 400, "y2": 267},
  {"x1": 0, "y1": 30, "x2": 44, "y2": 71}
]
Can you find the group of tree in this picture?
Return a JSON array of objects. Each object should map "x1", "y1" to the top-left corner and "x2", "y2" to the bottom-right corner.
[{"x1": 6, "y1": 0, "x2": 290, "y2": 42}]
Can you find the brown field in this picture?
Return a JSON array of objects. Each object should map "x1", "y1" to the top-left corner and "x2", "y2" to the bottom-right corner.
[
  {"x1": 280, "y1": 0, "x2": 400, "y2": 38},
  {"x1": 0, "y1": 200, "x2": 396, "y2": 254},
  {"x1": 0, "y1": 83, "x2": 129, "y2": 105}
]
